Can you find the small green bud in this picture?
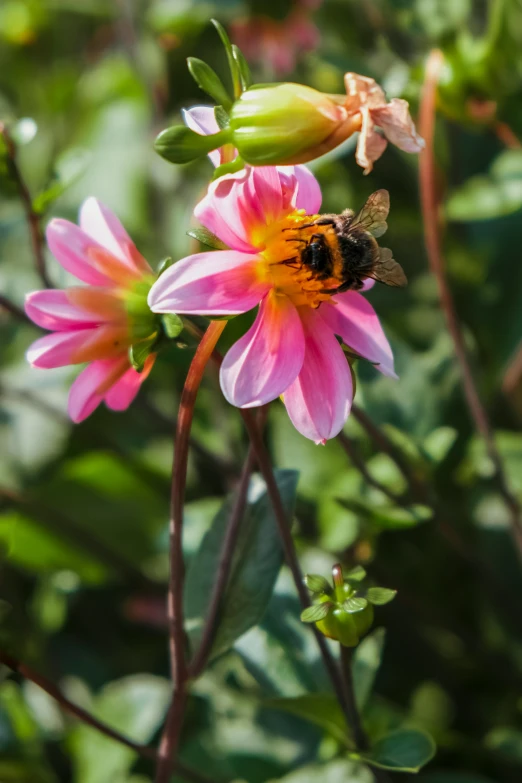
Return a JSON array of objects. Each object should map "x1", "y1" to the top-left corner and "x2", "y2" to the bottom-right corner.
[
  {"x1": 154, "y1": 125, "x2": 232, "y2": 165},
  {"x1": 229, "y1": 83, "x2": 361, "y2": 166},
  {"x1": 300, "y1": 563, "x2": 394, "y2": 647}
]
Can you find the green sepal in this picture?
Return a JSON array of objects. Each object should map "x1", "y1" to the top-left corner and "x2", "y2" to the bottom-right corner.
[
  {"x1": 154, "y1": 125, "x2": 231, "y2": 164},
  {"x1": 162, "y1": 313, "x2": 184, "y2": 340},
  {"x1": 156, "y1": 256, "x2": 173, "y2": 275},
  {"x1": 187, "y1": 57, "x2": 232, "y2": 109},
  {"x1": 366, "y1": 587, "x2": 397, "y2": 606},
  {"x1": 186, "y1": 227, "x2": 228, "y2": 250},
  {"x1": 214, "y1": 105, "x2": 230, "y2": 130},
  {"x1": 211, "y1": 18, "x2": 242, "y2": 99},
  {"x1": 344, "y1": 597, "x2": 368, "y2": 614},
  {"x1": 232, "y1": 44, "x2": 252, "y2": 91},
  {"x1": 304, "y1": 574, "x2": 333, "y2": 595},
  {"x1": 345, "y1": 565, "x2": 367, "y2": 582},
  {"x1": 212, "y1": 156, "x2": 245, "y2": 180},
  {"x1": 300, "y1": 602, "x2": 332, "y2": 623},
  {"x1": 129, "y1": 333, "x2": 158, "y2": 372}
]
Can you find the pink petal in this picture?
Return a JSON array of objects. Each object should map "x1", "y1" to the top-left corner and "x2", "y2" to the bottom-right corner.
[
  {"x1": 195, "y1": 171, "x2": 260, "y2": 252},
  {"x1": 46, "y1": 219, "x2": 115, "y2": 287},
  {"x1": 25, "y1": 290, "x2": 102, "y2": 331},
  {"x1": 220, "y1": 291, "x2": 305, "y2": 408},
  {"x1": 79, "y1": 198, "x2": 151, "y2": 277},
  {"x1": 371, "y1": 99, "x2": 425, "y2": 154},
  {"x1": 362, "y1": 278, "x2": 375, "y2": 291},
  {"x1": 105, "y1": 355, "x2": 155, "y2": 411},
  {"x1": 355, "y1": 107, "x2": 388, "y2": 175},
  {"x1": 320, "y1": 291, "x2": 396, "y2": 378},
  {"x1": 183, "y1": 106, "x2": 221, "y2": 167},
  {"x1": 148, "y1": 250, "x2": 269, "y2": 315},
  {"x1": 277, "y1": 165, "x2": 322, "y2": 214},
  {"x1": 67, "y1": 360, "x2": 115, "y2": 422},
  {"x1": 26, "y1": 330, "x2": 97, "y2": 369},
  {"x1": 284, "y1": 310, "x2": 353, "y2": 443}
]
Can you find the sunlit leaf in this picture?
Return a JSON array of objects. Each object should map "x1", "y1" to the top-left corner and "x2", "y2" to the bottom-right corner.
[{"x1": 357, "y1": 729, "x2": 436, "y2": 772}]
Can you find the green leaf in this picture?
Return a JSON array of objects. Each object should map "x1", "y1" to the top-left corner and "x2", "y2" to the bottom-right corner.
[
  {"x1": 353, "y1": 628, "x2": 386, "y2": 710},
  {"x1": 232, "y1": 44, "x2": 252, "y2": 91},
  {"x1": 366, "y1": 587, "x2": 397, "y2": 606},
  {"x1": 337, "y1": 499, "x2": 432, "y2": 530},
  {"x1": 33, "y1": 148, "x2": 91, "y2": 214},
  {"x1": 264, "y1": 694, "x2": 349, "y2": 746},
  {"x1": 346, "y1": 565, "x2": 367, "y2": 582},
  {"x1": 266, "y1": 759, "x2": 373, "y2": 783},
  {"x1": 186, "y1": 227, "x2": 228, "y2": 249},
  {"x1": 485, "y1": 726, "x2": 522, "y2": 762},
  {"x1": 154, "y1": 125, "x2": 230, "y2": 164},
  {"x1": 344, "y1": 596, "x2": 368, "y2": 613},
  {"x1": 446, "y1": 150, "x2": 522, "y2": 221},
  {"x1": 156, "y1": 256, "x2": 173, "y2": 274},
  {"x1": 161, "y1": 313, "x2": 183, "y2": 339},
  {"x1": 211, "y1": 18, "x2": 241, "y2": 98},
  {"x1": 69, "y1": 675, "x2": 170, "y2": 783},
  {"x1": 184, "y1": 470, "x2": 298, "y2": 660},
  {"x1": 300, "y1": 602, "x2": 332, "y2": 623},
  {"x1": 358, "y1": 729, "x2": 436, "y2": 772},
  {"x1": 129, "y1": 333, "x2": 158, "y2": 372},
  {"x1": 187, "y1": 57, "x2": 232, "y2": 108},
  {"x1": 303, "y1": 573, "x2": 332, "y2": 594},
  {"x1": 214, "y1": 104, "x2": 230, "y2": 130}
]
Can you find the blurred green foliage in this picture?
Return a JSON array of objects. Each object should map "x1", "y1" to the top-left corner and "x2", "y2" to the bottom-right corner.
[{"x1": 2, "y1": 0, "x2": 522, "y2": 782}]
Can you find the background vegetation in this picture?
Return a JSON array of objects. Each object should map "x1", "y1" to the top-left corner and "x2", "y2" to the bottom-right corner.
[{"x1": 2, "y1": 1, "x2": 522, "y2": 782}]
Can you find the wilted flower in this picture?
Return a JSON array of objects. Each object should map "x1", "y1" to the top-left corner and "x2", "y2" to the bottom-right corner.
[
  {"x1": 148, "y1": 153, "x2": 396, "y2": 444},
  {"x1": 25, "y1": 199, "x2": 159, "y2": 422},
  {"x1": 344, "y1": 72, "x2": 425, "y2": 173}
]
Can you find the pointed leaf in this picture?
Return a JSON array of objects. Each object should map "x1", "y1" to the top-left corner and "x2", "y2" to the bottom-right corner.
[
  {"x1": 161, "y1": 313, "x2": 183, "y2": 339},
  {"x1": 214, "y1": 105, "x2": 230, "y2": 130},
  {"x1": 129, "y1": 334, "x2": 158, "y2": 373},
  {"x1": 184, "y1": 470, "x2": 298, "y2": 660},
  {"x1": 344, "y1": 597, "x2": 368, "y2": 613},
  {"x1": 345, "y1": 565, "x2": 367, "y2": 582},
  {"x1": 358, "y1": 729, "x2": 436, "y2": 772},
  {"x1": 211, "y1": 18, "x2": 241, "y2": 98},
  {"x1": 154, "y1": 125, "x2": 230, "y2": 164},
  {"x1": 264, "y1": 694, "x2": 349, "y2": 746},
  {"x1": 186, "y1": 227, "x2": 228, "y2": 249},
  {"x1": 366, "y1": 587, "x2": 397, "y2": 606},
  {"x1": 187, "y1": 57, "x2": 232, "y2": 108},
  {"x1": 304, "y1": 573, "x2": 332, "y2": 595},
  {"x1": 232, "y1": 44, "x2": 252, "y2": 91},
  {"x1": 300, "y1": 602, "x2": 332, "y2": 623},
  {"x1": 353, "y1": 628, "x2": 386, "y2": 710}
]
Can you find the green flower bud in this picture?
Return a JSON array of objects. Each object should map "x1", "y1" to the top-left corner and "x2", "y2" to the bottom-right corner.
[
  {"x1": 229, "y1": 83, "x2": 362, "y2": 166},
  {"x1": 300, "y1": 563, "x2": 394, "y2": 647}
]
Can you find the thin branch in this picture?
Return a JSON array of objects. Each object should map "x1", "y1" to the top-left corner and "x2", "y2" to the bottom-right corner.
[
  {"x1": 156, "y1": 321, "x2": 227, "y2": 783},
  {"x1": 0, "y1": 122, "x2": 52, "y2": 288},
  {"x1": 419, "y1": 49, "x2": 522, "y2": 558},
  {"x1": 340, "y1": 646, "x2": 368, "y2": 750},
  {"x1": 0, "y1": 651, "x2": 212, "y2": 783},
  {"x1": 0, "y1": 294, "x2": 31, "y2": 324},
  {"x1": 494, "y1": 120, "x2": 522, "y2": 150}
]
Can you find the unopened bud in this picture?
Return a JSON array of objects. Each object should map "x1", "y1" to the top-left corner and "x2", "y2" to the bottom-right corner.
[
  {"x1": 300, "y1": 563, "x2": 396, "y2": 647},
  {"x1": 229, "y1": 83, "x2": 362, "y2": 165}
]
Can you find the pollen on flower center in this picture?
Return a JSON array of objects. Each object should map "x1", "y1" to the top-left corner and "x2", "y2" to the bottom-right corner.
[{"x1": 257, "y1": 210, "x2": 337, "y2": 308}]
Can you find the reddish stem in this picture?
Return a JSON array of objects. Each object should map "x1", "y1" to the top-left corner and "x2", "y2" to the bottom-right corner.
[
  {"x1": 419, "y1": 49, "x2": 522, "y2": 558},
  {"x1": 156, "y1": 320, "x2": 227, "y2": 783}
]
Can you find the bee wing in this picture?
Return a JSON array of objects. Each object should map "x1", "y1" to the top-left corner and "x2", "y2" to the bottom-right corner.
[
  {"x1": 350, "y1": 189, "x2": 390, "y2": 238},
  {"x1": 367, "y1": 247, "x2": 407, "y2": 287}
]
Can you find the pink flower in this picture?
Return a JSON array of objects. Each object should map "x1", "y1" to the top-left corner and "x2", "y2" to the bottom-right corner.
[
  {"x1": 25, "y1": 198, "x2": 157, "y2": 422},
  {"x1": 148, "y1": 163, "x2": 396, "y2": 444},
  {"x1": 344, "y1": 73, "x2": 425, "y2": 174},
  {"x1": 230, "y1": 10, "x2": 320, "y2": 77}
]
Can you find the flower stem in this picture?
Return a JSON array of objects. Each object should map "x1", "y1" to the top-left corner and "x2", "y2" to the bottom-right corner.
[
  {"x1": 419, "y1": 49, "x2": 522, "y2": 559},
  {"x1": 0, "y1": 123, "x2": 52, "y2": 288},
  {"x1": 0, "y1": 651, "x2": 211, "y2": 783},
  {"x1": 339, "y1": 645, "x2": 368, "y2": 751},
  {"x1": 156, "y1": 320, "x2": 227, "y2": 783}
]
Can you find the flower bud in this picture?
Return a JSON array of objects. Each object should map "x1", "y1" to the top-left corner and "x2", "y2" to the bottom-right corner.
[
  {"x1": 229, "y1": 83, "x2": 362, "y2": 165},
  {"x1": 301, "y1": 564, "x2": 395, "y2": 647}
]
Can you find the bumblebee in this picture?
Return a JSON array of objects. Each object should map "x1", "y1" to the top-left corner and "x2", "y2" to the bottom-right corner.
[{"x1": 291, "y1": 189, "x2": 407, "y2": 294}]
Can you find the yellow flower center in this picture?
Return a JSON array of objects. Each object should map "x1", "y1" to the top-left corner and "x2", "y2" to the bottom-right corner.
[{"x1": 255, "y1": 210, "x2": 338, "y2": 308}]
